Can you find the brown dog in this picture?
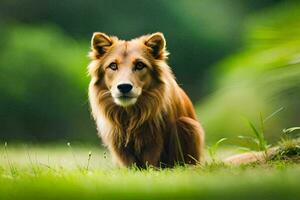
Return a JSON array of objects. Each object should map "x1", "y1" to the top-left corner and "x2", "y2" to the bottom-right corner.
[{"x1": 88, "y1": 32, "x2": 204, "y2": 168}]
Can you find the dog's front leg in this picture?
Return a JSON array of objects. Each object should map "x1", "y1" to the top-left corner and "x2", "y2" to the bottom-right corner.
[
  {"x1": 109, "y1": 145, "x2": 136, "y2": 167},
  {"x1": 139, "y1": 139, "x2": 163, "y2": 168}
]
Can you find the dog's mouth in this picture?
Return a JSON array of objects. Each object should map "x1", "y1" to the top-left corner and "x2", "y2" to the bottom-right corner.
[
  {"x1": 117, "y1": 94, "x2": 136, "y2": 99},
  {"x1": 114, "y1": 95, "x2": 138, "y2": 107}
]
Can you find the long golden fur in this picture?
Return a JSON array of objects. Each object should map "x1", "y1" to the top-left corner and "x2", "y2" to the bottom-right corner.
[{"x1": 88, "y1": 32, "x2": 204, "y2": 168}]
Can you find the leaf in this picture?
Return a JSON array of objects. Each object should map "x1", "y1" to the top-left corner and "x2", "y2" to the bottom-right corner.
[
  {"x1": 283, "y1": 127, "x2": 300, "y2": 134},
  {"x1": 238, "y1": 147, "x2": 251, "y2": 152},
  {"x1": 248, "y1": 120, "x2": 261, "y2": 140},
  {"x1": 264, "y1": 107, "x2": 284, "y2": 123},
  {"x1": 215, "y1": 138, "x2": 228, "y2": 147},
  {"x1": 247, "y1": 120, "x2": 267, "y2": 151},
  {"x1": 208, "y1": 138, "x2": 228, "y2": 162},
  {"x1": 238, "y1": 135, "x2": 255, "y2": 140},
  {"x1": 259, "y1": 112, "x2": 265, "y2": 138}
]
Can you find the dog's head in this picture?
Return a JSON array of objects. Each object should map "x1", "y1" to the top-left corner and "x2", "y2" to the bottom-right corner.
[{"x1": 88, "y1": 32, "x2": 169, "y2": 107}]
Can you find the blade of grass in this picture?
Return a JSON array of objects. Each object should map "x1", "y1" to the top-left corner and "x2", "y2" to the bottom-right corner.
[
  {"x1": 283, "y1": 127, "x2": 300, "y2": 134},
  {"x1": 264, "y1": 107, "x2": 284, "y2": 123},
  {"x1": 248, "y1": 120, "x2": 261, "y2": 141},
  {"x1": 208, "y1": 138, "x2": 227, "y2": 163}
]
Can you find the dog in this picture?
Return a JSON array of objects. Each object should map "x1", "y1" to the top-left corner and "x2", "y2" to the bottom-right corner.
[{"x1": 88, "y1": 32, "x2": 204, "y2": 168}]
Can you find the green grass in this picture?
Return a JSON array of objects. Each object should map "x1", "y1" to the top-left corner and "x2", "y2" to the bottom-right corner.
[{"x1": 1, "y1": 144, "x2": 300, "y2": 200}]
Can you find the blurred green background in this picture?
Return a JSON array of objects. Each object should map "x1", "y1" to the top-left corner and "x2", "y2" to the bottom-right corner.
[{"x1": 0, "y1": 0, "x2": 299, "y2": 144}]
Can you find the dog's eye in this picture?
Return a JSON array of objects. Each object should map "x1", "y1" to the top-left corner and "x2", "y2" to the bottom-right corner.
[
  {"x1": 108, "y1": 62, "x2": 118, "y2": 70},
  {"x1": 134, "y1": 62, "x2": 146, "y2": 71}
]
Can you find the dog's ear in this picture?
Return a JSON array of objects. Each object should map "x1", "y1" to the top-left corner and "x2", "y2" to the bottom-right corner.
[
  {"x1": 145, "y1": 32, "x2": 168, "y2": 60},
  {"x1": 90, "y1": 32, "x2": 113, "y2": 59}
]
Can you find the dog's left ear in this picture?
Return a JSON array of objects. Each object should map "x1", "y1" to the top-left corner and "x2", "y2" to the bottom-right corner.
[{"x1": 145, "y1": 32, "x2": 168, "y2": 60}]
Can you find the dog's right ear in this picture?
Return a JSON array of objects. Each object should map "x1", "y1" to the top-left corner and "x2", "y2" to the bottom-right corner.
[{"x1": 90, "y1": 32, "x2": 113, "y2": 59}]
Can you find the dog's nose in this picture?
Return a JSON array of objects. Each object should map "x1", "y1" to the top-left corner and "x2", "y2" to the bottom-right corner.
[{"x1": 117, "y1": 83, "x2": 133, "y2": 94}]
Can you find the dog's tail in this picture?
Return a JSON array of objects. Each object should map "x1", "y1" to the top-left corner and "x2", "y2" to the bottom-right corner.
[
  {"x1": 223, "y1": 147, "x2": 279, "y2": 165},
  {"x1": 223, "y1": 139, "x2": 300, "y2": 165}
]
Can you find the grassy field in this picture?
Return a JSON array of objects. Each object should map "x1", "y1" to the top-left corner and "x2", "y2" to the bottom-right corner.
[{"x1": 0, "y1": 143, "x2": 300, "y2": 200}]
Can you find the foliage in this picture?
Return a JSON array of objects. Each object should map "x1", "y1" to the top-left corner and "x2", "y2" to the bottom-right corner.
[
  {"x1": 0, "y1": 0, "x2": 264, "y2": 100},
  {"x1": 0, "y1": 25, "x2": 96, "y2": 142},
  {"x1": 198, "y1": 2, "x2": 300, "y2": 143}
]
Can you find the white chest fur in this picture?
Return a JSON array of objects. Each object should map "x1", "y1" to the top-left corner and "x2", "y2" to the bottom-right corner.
[{"x1": 95, "y1": 110, "x2": 113, "y2": 146}]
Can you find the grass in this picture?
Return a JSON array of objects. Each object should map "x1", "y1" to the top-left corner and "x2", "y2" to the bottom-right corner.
[
  {"x1": 207, "y1": 138, "x2": 228, "y2": 163},
  {"x1": 235, "y1": 107, "x2": 285, "y2": 158},
  {"x1": 1, "y1": 143, "x2": 300, "y2": 200}
]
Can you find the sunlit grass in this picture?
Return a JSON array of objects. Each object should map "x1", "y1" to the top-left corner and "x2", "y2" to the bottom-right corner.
[{"x1": 0, "y1": 143, "x2": 300, "y2": 200}]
